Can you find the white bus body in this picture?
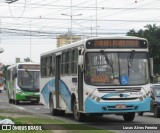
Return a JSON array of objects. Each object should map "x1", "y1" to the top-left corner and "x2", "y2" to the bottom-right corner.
[
  {"x1": 6, "y1": 62, "x2": 40, "y2": 104},
  {"x1": 40, "y1": 36, "x2": 152, "y2": 122}
]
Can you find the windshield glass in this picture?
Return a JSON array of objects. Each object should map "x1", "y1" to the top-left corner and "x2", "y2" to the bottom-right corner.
[
  {"x1": 18, "y1": 70, "x2": 40, "y2": 92},
  {"x1": 153, "y1": 86, "x2": 160, "y2": 97},
  {"x1": 0, "y1": 77, "x2": 4, "y2": 84},
  {"x1": 84, "y1": 52, "x2": 149, "y2": 86}
]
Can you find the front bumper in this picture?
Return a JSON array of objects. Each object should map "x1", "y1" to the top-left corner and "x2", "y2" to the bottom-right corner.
[{"x1": 85, "y1": 97, "x2": 150, "y2": 113}]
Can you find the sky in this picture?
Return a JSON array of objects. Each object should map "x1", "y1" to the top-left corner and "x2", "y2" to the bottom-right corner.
[{"x1": 0, "y1": 0, "x2": 160, "y2": 65}]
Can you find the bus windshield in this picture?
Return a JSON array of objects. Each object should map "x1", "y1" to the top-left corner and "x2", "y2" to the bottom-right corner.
[
  {"x1": 84, "y1": 52, "x2": 149, "y2": 86},
  {"x1": 18, "y1": 70, "x2": 40, "y2": 92}
]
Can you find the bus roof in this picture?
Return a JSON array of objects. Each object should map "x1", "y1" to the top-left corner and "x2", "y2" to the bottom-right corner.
[
  {"x1": 41, "y1": 35, "x2": 147, "y2": 57},
  {"x1": 7, "y1": 62, "x2": 40, "y2": 70}
]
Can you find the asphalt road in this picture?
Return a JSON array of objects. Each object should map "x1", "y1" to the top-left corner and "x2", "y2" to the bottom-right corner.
[{"x1": 0, "y1": 90, "x2": 160, "y2": 133}]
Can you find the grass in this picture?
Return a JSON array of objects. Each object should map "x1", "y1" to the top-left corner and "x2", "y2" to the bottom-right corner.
[{"x1": 0, "y1": 115, "x2": 114, "y2": 133}]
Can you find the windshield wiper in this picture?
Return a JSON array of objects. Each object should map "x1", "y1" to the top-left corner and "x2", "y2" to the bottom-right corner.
[
  {"x1": 100, "y1": 50, "x2": 114, "y2": 78},
  {"x1": 128, "y1": 50, "x2": 135, "y2": 76},
  {"x1": 25, "y1": 69, "x2": 32, "y2": 80}
]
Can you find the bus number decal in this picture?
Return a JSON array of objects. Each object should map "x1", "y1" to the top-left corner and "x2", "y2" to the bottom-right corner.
[{"x1": 91, "y1": 76, "x2": 109, "y2": 83}]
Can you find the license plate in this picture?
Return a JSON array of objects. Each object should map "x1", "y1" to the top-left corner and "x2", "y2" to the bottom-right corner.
[
  {"x1": 115, "y1": 104, "x2": 126, "y2": 109},
  {"x1": 31, "y1": 98, "x2": 37, "y2": 100}
]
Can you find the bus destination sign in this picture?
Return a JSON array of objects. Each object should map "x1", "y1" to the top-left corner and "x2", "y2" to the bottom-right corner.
[
  {"x1": 86, "y1": 39, "x2": 148, "y2": 49},
  {"x1": 18, "y1": 64, "x2": 40, "y2": 70}
]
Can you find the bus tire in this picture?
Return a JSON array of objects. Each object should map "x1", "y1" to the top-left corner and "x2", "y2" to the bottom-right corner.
[
  {"x1": 73, "y1": 99, "x2": 85, "y2": 122},
  {"x1": 58, "y1": 110, "x2": 65, "y2": 116},
  {"x1": 123, "y1": 112, "x2": 135, "y2": 122},
  {"x1": 154, "y1": 106, "x2": 160, "y2": 118},
  {"x1": 9, "y1": 99, "x2": 12, "y2": 103},
  {"x1": 138, "y1": 112, "x2": 143, "y2": 116},
  {"x1": 49, "y1": 94, "x2": 57, "y2": 116},
  {"x1": 15, "y1": 100, "x2": 19, "y2": 105}
]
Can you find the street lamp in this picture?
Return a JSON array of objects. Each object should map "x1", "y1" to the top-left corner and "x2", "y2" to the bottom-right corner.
[{"x1": 90, "y1": 26, "x2": 100, "y2": 37}]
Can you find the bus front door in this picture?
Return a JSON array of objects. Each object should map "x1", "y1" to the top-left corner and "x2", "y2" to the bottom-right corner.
[{"x1": 55, "y1": 55, "x2": 61, "y2": 109}]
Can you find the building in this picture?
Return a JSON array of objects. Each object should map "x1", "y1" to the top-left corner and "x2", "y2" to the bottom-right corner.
[{"x1": 56, "y1": 33, "x2": 81, "y2": 47}]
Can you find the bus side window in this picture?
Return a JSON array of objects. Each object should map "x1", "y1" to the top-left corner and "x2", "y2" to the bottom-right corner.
[
  {"x1": 41, "y1": 57, "x2": 46, "y2": 77},
  {"x1": 73, "y1": 49, "x2": 78, "y2": 74},
  {"x1": 52, "y1": 55, "x2": 55, "y2": 76},
  {"x1": 49, "y1": 56, "x2": 52, "y2": 76},
  {"x1": 65, "y1": 51, "x2": 69, "y2": 75},
  {"x1": 68, "y1": 50, "x2": 72, "y2": 75},
  {"x1": 61, "y1": 52, "x2": 65, "y2": 75}
]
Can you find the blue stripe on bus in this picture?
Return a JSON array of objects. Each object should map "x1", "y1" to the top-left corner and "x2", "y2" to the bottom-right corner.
[
  {"x1": 59, "y1": 80, "x2": 72, "y2": 111},
  {"x1": 41, "y1": 79, "x2": 72, "y2": 111},
  {"x1": 102, "y1": 93, "x2": 130, "y2": 99},
  {"x1": 41, "y1": 79, "x2": 55, "y2": 105},
  {"x1": 85, "y1": 96, "x2": 150, "y2": 113}
]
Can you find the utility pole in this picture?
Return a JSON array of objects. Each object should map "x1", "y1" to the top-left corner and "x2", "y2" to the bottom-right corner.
[
  {"x1": 30, "y1": 20, "x2": 32, "y2": 61},
  {"x1": 61, "y1": 0, "x2": 82, "y2": 43},
  {"x1": 95, "y1": 0, "x2": 98, "y2": 36}
]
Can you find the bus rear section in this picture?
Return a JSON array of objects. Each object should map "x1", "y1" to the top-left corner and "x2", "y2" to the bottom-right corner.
[{"x1": 6, "y1": 63, "x2": 40, "y2": 104}]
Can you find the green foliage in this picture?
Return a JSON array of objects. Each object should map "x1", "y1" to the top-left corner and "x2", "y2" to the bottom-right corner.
[{"x1": 127, "y1": 24, "x2": 160, "y2": 75}]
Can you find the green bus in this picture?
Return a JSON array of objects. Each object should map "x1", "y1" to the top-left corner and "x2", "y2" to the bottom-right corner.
[{"x1": 6, "y1": 62, "x2": 40, "y2": 104}]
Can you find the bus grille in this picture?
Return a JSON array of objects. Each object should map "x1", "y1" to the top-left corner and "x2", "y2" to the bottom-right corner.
[
  {"x1": 97, "y1": 87, "x2": 141, "y2": 93},
  {"x1": 101, "y1": 97, "x2": 138, "y2": 100},
  {"x1": 103, "y1": 105, "x2": 138, "y2": 111}
]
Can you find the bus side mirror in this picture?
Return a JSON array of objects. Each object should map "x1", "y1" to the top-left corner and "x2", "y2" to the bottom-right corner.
[
  {"x1": 78, "y1": 55, "x2": 83, "y2": 71},
  {"x1": 149, "y1": 58, "x2": 154, "y2": 78}
]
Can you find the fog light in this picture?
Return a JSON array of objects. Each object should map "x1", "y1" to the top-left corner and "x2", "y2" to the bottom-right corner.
[
  {"x1": 139, "y1": 96, "x2": 143, "y2": 101},
  {"x1": 96, "y1": 97, "x2": 101, "y2": 102}
]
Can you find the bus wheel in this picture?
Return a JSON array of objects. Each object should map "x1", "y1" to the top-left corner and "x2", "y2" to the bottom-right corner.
[
  {"x1": 49, "y1": 95, "x2": 56, "y2": 116},
  {"x1": 123, "y1": 112, "x2": 135, "y2": 122},
  {"x1": 15, "y1": 100, "x2": 19, "y2": 105},
  {"x1": 58, "y1": 110, "x2": 65, "y2": 116},
  {"x1": 9, "y1": 99, "x2": 12, "y2": 103},
  {"x1": 138, "y1": 112, "x2": 143, "y2": 116},
  {"x1": 73, "y1": 99, "x2": 85, "y2": 122},
  {"x1": 154, "y1": 106, "x2": 160, "y2": 118}
]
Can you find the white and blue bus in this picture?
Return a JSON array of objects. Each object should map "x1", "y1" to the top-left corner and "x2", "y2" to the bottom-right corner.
[{"x1": 40, "y1": 36, "x2": 153, "y2": 122}]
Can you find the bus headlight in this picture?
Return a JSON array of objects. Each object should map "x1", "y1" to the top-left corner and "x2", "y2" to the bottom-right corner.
[
  {"x1": 139, "y1": 96, "x2": 143, "y2": 101},
  {"x1": 17, "y1": 89, "x2": 22, "y2": 94},
  {"x1": 35, "y1": 92, "x2": 40, "y2": 95},
  {"x1": 143, "y1": 95, "x2": 146, "y2": 98},
  {"x1": 88, "y1": 94, "x2": 92, "y2": 98},
  {"x1": 96, "y1": 97, "x2": 101, "y2": 102}
]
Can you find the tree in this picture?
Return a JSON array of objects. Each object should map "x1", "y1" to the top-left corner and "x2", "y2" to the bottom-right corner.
[
  {"x1": 2, "y1": 65, "x2": 10, "y2": 84},
  {"x1": 127, "y1": 24, "x2": 160, "y2": 75}
]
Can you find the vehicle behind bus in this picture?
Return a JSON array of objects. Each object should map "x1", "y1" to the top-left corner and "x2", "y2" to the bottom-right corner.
[
  {"x1": 6, "y1": 63, "x2": 40, "y2": 104},
  {"x1": 138, "y1": 84, "x2": 160, "y2": 118}
]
